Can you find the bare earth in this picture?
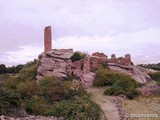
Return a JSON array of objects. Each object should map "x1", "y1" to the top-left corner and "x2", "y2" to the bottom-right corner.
[{"x1": 86, "y1": 87, "x2": 120, "y2": 120}]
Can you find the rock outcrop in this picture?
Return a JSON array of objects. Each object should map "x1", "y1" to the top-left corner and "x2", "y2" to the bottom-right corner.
[
  {"x1": 108, "y1": 63, "x2": 152, "y2": 83},
  {"x1": 37, "y1": 49, "x2": 152, "y2": 86},
  {"x1": 36, "y1": 49, "x2": 73, "y2": 80},
  {"x1": 139, "y1": 84, "x2": 160, "y2": 96}
]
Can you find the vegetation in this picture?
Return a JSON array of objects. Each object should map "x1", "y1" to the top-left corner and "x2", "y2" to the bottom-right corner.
[
  {"x1": 0, "y1": 60, "x2": 38, "y2": 75},
  {"x1": 93, "y1": 67, "x2": 141, "y2": 99},
  {"x1": 0, "y1": 74, "x2": 10, "y2": 81},
  {"x1": 0, "y1": 64, "x2": 7, "y2": 74},
  {"x1": 93, "y1": 67, "x2": 119, "y2": 86},
  {"x1": 148, "y1": 72, "x2": 160, "y2": 84},
  {"x1": 0, "y1": 61, "x2": 102, "y2": 119},
  {"x1": 123, "y1": 96, "x2": 160, "y2": 120},
  {"x1": 104, "y1": 75, "x2": 140, "y2": 99},
  {"x1": 70, "y1": 51, "x2": 86, "y2": 62},
  {"x1": 139, "y1": 63, "x2": 160, "y2": 71}
]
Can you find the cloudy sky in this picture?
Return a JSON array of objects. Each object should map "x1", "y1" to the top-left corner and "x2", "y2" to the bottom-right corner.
[{"x1": 0, "y1": 0, "x2": 160, "y2": 66}]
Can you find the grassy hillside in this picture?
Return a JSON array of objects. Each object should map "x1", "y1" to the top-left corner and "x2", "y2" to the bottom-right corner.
[{"x1": 0, "y1": 60, "x2": 102, "y2": 119}]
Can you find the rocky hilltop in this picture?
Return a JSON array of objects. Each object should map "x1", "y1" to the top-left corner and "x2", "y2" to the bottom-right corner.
[
  {"x1": 36, "y1": 49, "x2": 73, "y2": 80},
  {"x1": 36, "y1": 26, "x2": 152, "y2": 86},
  {"x1": 36, "y1": 49, "x2": 152, "y2": 86}
]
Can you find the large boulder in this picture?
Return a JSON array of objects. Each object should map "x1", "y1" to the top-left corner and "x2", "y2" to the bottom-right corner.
[
  {"x1": 108, "y1": 63, "x2": 152, "y2": 83},
  {"x1": 36, "y1": 49, "x2": 73, "y2": 80},
  {"x1": 80, "y1": 72, "x2": 95, "y2": 87}
]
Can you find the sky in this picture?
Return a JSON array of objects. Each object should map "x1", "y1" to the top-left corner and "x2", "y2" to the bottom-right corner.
[{"x1": 0, "y1": 0, "x2": 160, "y2": 66}]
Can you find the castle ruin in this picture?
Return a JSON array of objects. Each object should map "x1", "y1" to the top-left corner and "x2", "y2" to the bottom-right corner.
[
  {"x1": 37, "y1": 26, "x2": 151, "y2": 85},
  {"x1": 44, "y1": 26, "x2": 52, "y2": 52}
]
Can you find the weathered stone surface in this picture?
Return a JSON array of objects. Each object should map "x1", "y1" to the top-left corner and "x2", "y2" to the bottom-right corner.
[
  {"x1": 72, "y1": 59, "x2": 83, "y2": 70},
  {"x1": 46, "y1": 49, "x2": 73, "y2": 60},
  {"x1": 125, "y1": 54, "x2": 132, "y2": 66},
  {"x1": 92, "y1": 52, "x2": 108, "y2": 59},
  {"x1": 108, "y1": 54, "x2": 132, "y2": 66},
  {"x1": 80, "y1": 72, "x2": 95, "y2": 87},
  {"x1": 41, "y1": 58, "x2": 55, "y2": 70},
  {"x1": 139, "y1": 85, "x2": 160, "y2": 96},
  {"x1": 83, "y1": 55, "x2": 91, "y2": 73},
  {"x1": 108, "y1": 63, "x2": 152, "y2": 83},
  {"x1": 90, "y1": 56, "x2": 106, "y2": 71},
  {"x1": 111, "y1": 54, "x2": 116, "y2": 59},
  {"x1": 44, "y1": 26, "x2": 52, "y2": 52},
  {"x1": 37, "y1": 48, "x2": 152, "y2": 86},
  {"x1": 36, "y1": 49, "x2": 73, "y2": 79}
]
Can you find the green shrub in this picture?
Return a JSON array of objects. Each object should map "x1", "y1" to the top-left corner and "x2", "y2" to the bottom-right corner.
[
  {"x1": 4, "y1": 60, "x2": 40, "y2": 90},
  {"x1": 25, "y1": 95, "x2": 49, "y2": 115},
  {"x1": 1, "y1": 60, "x2": 103, "y2": 119},
  {"x1": 0, "y1": 74, "x2": 10, "y2": 81},
  {"x1": 139, "y1": 63, "x2": 160, "y2": 71},
  {"x1": 0, "y1": 88, "x2": 20, "y2": 115},
  {"x1": 39, "y1": 76, "x2": 86, "y2": 102},
  {"x1": 70, "y1": 52, "x2": 82, "y2": 62},
  {"x1": 70, "y1": 52, "x2": 87, "y2": 62},
  {"x1": 125, "y1": 89, "x2": 140, "y2": 99},
  {"x1": 94, "y1": 67, "x2": 140, "y2": 99},
  {"x1": 19, "y1": 61, "x2": 40, "y2": 80},
  {"x1": 148, "y1": 72, "x2": 160, "y2": 84},
  {"x1": 0, "y1": 64, "x2": 7, "y2": 74},
  {"x1": 104, "y1": 75, "x2": 140, "y2": 99},
  {"x1": 1, "y1": 60, "x2": 41, "y2": 115},
  {"x1": 50, "y1": 95, "x2": 102, "y2": 120},
  {"x1": 93, "y1": 67, "x2": 119, "y2": 86},
  {"x1": 4, "y1": 77, "x2": 21, "y2": 90},
  {"x1": 16, "y1": 81, "x2": 40, "y2": 100}
]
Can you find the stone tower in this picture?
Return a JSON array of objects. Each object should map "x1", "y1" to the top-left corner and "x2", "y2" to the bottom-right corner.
[{"x1": 44, "y1": 26, "x2": 52, "y2": 52}]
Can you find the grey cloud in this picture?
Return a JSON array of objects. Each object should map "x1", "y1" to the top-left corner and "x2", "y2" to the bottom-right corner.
[{"x1": 0, "y1": 0, "x2": 160, "y2": 66}]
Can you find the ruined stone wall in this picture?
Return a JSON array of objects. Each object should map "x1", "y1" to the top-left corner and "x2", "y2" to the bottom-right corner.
[
  {"x1": 107, "y1": 54, "x2": 132, "y2": 66},
  {"x1": 91, "y1": 52, "x2": 132, "y2": 67}
]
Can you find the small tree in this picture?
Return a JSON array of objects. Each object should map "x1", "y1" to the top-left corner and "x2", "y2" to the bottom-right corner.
[{"x1": 0, "y1": 64, "x2": 7, "y2": 74}]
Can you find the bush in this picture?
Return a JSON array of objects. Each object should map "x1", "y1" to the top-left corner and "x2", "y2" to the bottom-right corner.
[
  {"x1": 93, "y1": 67, "x2": 141, "y2": 99},
  {"x1": 104, "y1": 75, "x2": 140, "y2": 99},
  {"x1": 0, "y1": 74, "x2": 10, "y2": 81},
  {"x1": 0, "y1": 88, "x2": 20, "y2": 115},
  {"x1": 93, "y1": 67, "x2": 120, "y2": 86},
  {"x1": 24, "y1": 76, "x2": 102, "y2": 119},
  {"x1": 25, "y1": 95, "x2": 49, "y2": 115},
  {"x1": 16, "y1": 81, "x2": 40, "y2": 100},
  {"x1": 19, "y1": 61, "x2": 40, "y2": 80},
  {"x1": 0, "y1": 62, "x2": 38, "y2": 114},
  {"x1": 1, "y1": 60, "x2": 103, "y2": 119},
  {"x1": 52, "y1": 96, "x2": 102, "y2": 120},
  {"x1": 148, "y1": 72, "x2": 160, "y2": 84},
  {"x1": 39, "y1": 76, "x2": 86, "y2": 102},
  {"x1": 0, "y1": 64, "x2": 7, "y2": 74},
  {"x1": 7, "y1": 65, "x2": 24, "y2": 74},
  {"x1": 125, "y1": 89, "x2": 140, "y2": 99},
  {"x1": 70, "y1": 52, "x2": 86, "y2": 62}
]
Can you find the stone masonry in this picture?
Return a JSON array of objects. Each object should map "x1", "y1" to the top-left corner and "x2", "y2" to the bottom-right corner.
[{"x1": 44, "y1": 26, "x2": 52, "y2": 52}]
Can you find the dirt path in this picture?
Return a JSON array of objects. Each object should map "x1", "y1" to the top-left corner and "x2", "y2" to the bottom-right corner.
[{"x1": 87, "y1": 87, "x2": 120, "y2": 120}]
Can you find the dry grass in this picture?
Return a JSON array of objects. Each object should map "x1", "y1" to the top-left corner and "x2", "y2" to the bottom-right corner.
[{"x1": 123, "y1": 96, "x2": 160, "y2": 120}]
